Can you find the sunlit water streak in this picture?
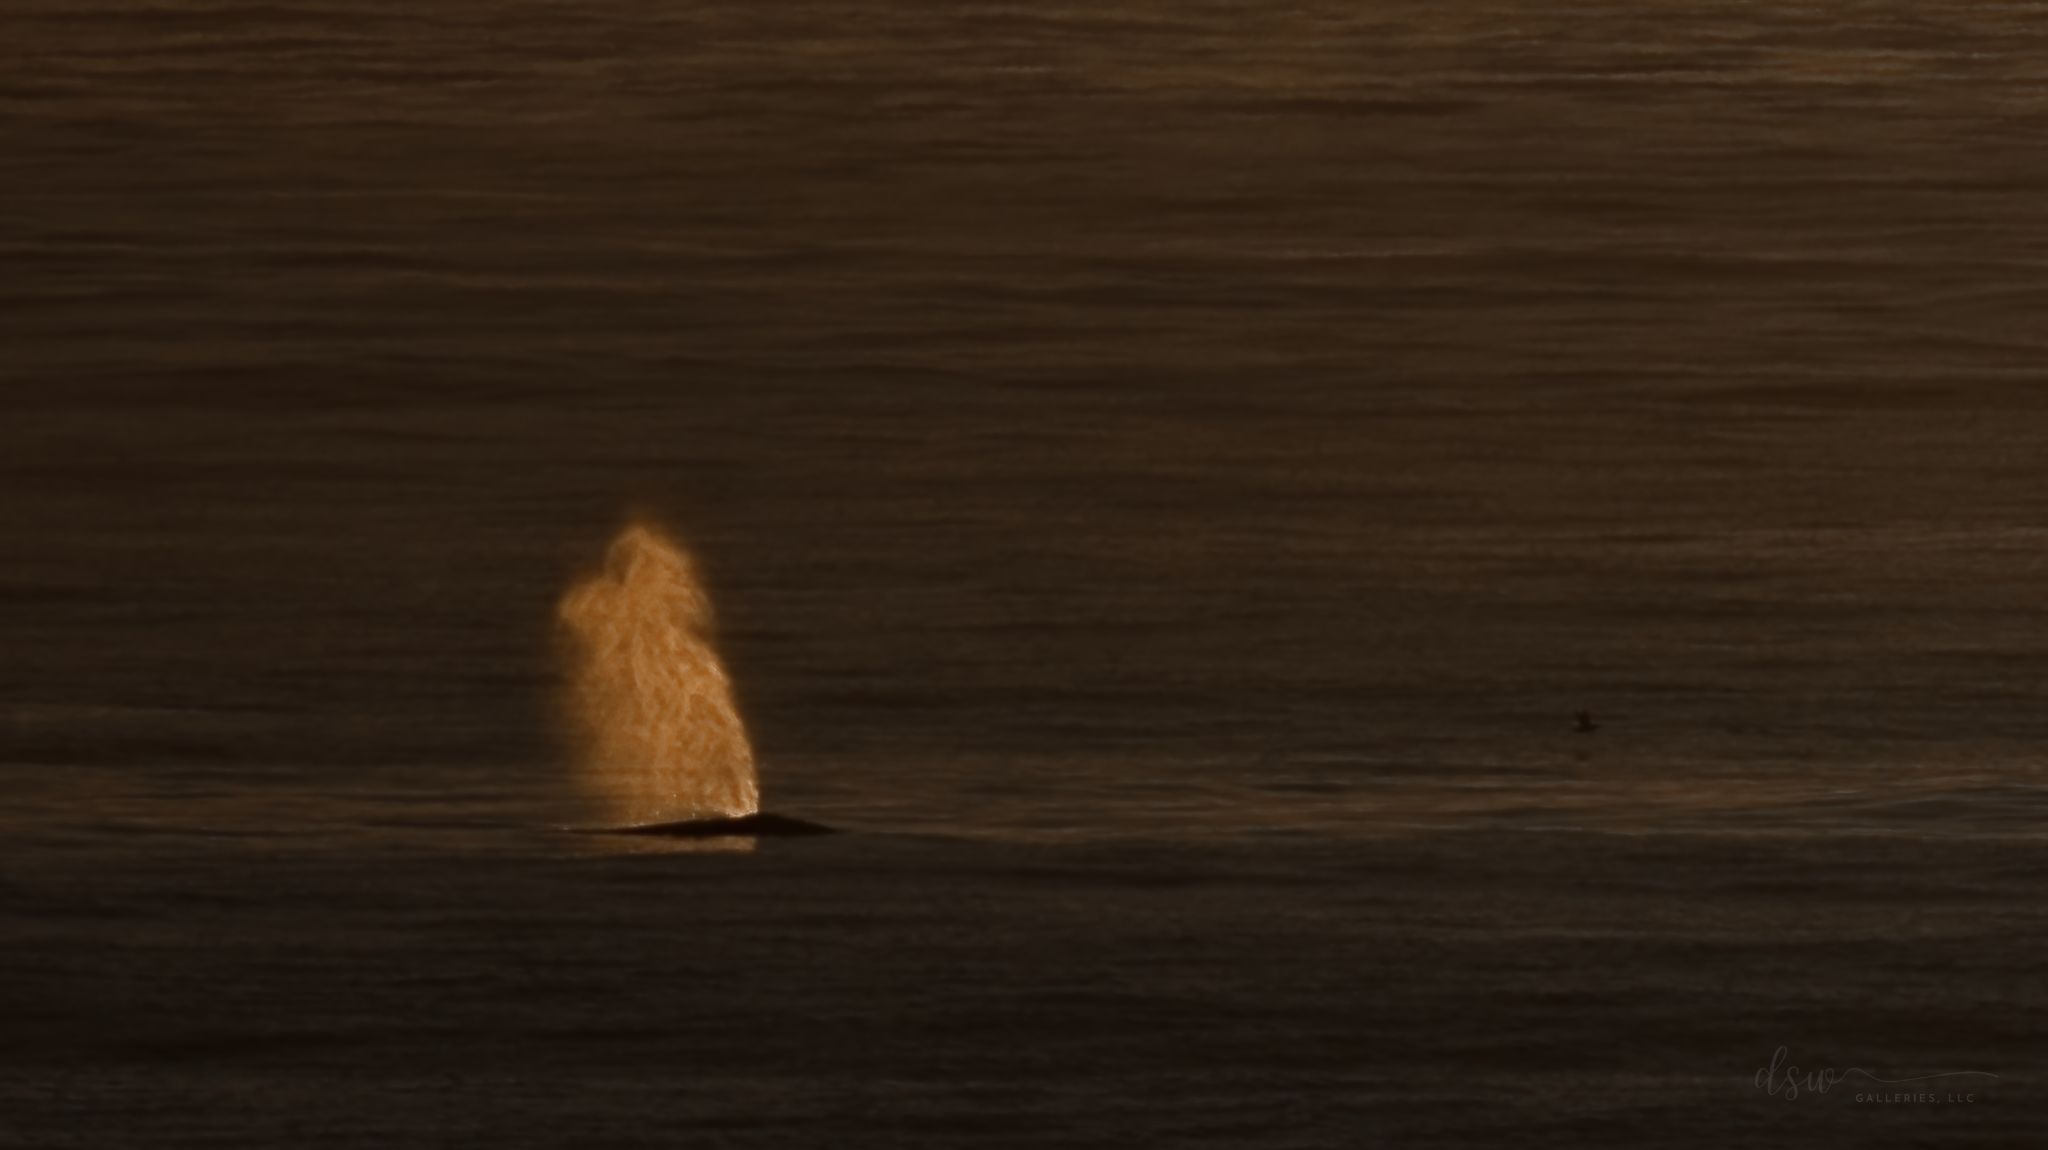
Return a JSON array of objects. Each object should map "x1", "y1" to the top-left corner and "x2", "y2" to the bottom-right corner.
[{"x1": 556, "y1": 518, "x2": 759, "y2": 825}]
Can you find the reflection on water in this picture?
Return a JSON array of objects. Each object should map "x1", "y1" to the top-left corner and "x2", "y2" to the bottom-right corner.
[
  {"x1": 4, "y1": 751, "x2": 2045, "y2": 857},
  {"x1": 585, "y1": 833, "x2": 759, "y2": 856}
]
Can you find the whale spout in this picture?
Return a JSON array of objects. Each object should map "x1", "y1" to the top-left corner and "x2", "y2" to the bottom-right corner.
[{"x1": 558, "y1": 517, "x2": 761, "y2": 825}]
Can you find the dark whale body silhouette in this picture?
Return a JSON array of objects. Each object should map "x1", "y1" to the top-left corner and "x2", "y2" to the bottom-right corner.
[{"x1": 597, "y1": 812, "x2": 837, "y2": 838}]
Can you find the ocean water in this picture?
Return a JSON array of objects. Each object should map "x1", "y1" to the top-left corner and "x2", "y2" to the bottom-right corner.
[{"x1": 5, "y1": 1, "x2": 2048, "y2": 1144}]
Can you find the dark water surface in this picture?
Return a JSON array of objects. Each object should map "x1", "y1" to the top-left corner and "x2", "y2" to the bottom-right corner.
[{"x1": 5, "y1": 1, "x2": 2048, "y2": 1144}]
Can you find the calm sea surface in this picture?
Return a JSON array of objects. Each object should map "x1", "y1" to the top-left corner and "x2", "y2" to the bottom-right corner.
[{"x1": 4, "y1": 2, "x2": 2048, "y2": 1144}]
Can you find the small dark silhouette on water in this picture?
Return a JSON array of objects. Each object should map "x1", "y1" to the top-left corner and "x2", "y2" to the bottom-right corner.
[{"x1": 1574, "y1": 711, "x2": 1600, "y2": 734}]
